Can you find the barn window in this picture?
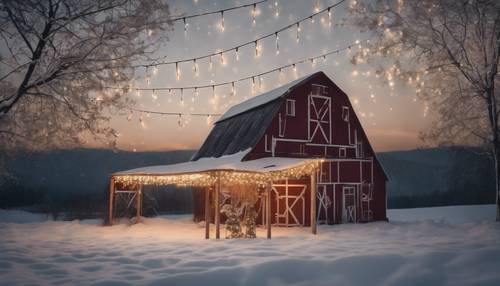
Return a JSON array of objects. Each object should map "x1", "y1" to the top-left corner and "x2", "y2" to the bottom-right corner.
[
  {"x1": 341, "y1": 106, "x2": 349, "y2": 122},
  {"x1": 286, "y1": 99, "x2": 296, "y2": 116},
  {"x1": 312, "y1": 84, "x2": 328, "y2": 96},
  {"x1": 339, "y1": 147, "x2": 346, "y2": 158}
]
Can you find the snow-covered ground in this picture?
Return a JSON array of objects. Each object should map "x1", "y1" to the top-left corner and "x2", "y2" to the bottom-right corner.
[{"x1": 0, "y1": 205, "x2": 499, "y2": 286}]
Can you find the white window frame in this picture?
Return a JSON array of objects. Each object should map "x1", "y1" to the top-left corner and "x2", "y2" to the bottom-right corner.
[
  {"x1": 342, "y1": 106, "x2": 349, "y2": 122},
  {"x1": 286, "y1": 99, "x2": 296, "y2": 117},
  {"x1": 278, "y1": 113, "x2": 286, "y2": 137},
  {"x1": 339, "y1": 147, "x2": 346, "y2": 158}
]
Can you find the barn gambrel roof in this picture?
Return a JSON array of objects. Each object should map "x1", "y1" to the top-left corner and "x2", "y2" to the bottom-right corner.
[{"x1": 191, "y1": 73, "x2": 318, "y2": 161}]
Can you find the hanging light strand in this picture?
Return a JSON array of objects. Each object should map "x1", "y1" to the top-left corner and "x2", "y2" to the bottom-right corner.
[
  {"x1": 107, "y1": 39, "x2": 366, "y2": 94},
  {"x1": 132, "y1": 0, "x2": 347, "y2": 69},
  {"x1": 127, "y1": 107, "x2": 222, "y2": 117}
]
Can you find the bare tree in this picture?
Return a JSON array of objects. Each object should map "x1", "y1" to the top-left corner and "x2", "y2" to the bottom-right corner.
[
  {"x1": 0, "y1": 0, "x2": 172, "y2": 151},
  {"x1": 347, "y1": 0, "x2": 500, "y2": 220}
]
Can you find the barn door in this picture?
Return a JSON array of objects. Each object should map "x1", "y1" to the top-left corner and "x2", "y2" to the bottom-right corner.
[
  {"x1": 316, "y1": 185, "x2": 331, "y2": 224},
  {"x1": 342, "y1": 186, "x2": 356, "y2": 223},
  {"x1": 308, "y1": 94, "x2": 331, "y2": 144},
  {"x1": 272, "y1": 180, "x2": 307, "y2": 226}
]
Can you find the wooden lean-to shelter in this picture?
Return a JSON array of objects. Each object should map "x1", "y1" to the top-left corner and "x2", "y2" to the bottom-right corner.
[{"x1": 109, "y1": 71, "x2": 388, "y2": 239}]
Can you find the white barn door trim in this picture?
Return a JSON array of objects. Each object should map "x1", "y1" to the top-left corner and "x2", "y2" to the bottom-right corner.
[
  {"x1": 342, "y1": 186, "x2": 357, "y2": 223},
  {"x1": 308, "y1": 94, "x2": 332, "y2": 144},
  {"x1": 272, "y1": 180, "x2": 306, "y2": 227}
]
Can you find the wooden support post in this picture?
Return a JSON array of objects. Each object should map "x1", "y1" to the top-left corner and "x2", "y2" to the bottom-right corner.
[
  {"x1": 136, "y1": 186, "x2": 142, "y2": 224},
  {"x1": 205, "y1": 187, "x2": 211, "y2": 239},
  {"x1": 266, "y1": 182, "x2": 272, "y2": 239},
  {"x1": 311, "y1": 170, "x2": 317, "y2": 235},
  {"x1": 108, "y1": 177, "x2": 115, "y2": 226},
  {"x1": 215, "y1": 174, "x2": 221, "y2": 239}
]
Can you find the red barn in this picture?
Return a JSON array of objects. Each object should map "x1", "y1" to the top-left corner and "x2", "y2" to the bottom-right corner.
[
  {"x1": 110, "y1": 71, "x2": 388, "y2": 238},
  {"x1": 192, "y1": 71, "x2": 388, "y2": 226}
]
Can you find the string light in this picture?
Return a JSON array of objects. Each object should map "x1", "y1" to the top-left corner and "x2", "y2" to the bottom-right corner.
[
  {"x1": 235, "y1": 47, "x2": 240, "y2": 61},
  {"x1": 220, "y1": 52, "x2": 224, "y2": 65},
  {"x1": 153, "y1": 66, "x2": 158, "y2": 75},
  {"x1": 178, "y1": 114, "x2": 182, "y2": 127},
  {"x1": 328, "y1": 8, "x2": 332, "y2": 28},
  {"x1": 193, "y1": 59, "x2": 199, "y2": 76},
  {"x1": 183, "y1": 17, "x2": 187, "y2": 34},
  {"x1": 252, "y1": 3, "x2": 257, "y2": 25},
  {"x1": 209, "y1": 56, "x2": 213, "y2": 70},
  {"x1": 107, "y1": 40, "x2": 366, "y2": 95},
  {"x1": 252, "y1": 76, "x2": 256, "y2": 93},
  {"x1": 175, "y1": 62, "x2": 180, "y2": 81},
  {"x1": 275, "y1": 0, "x2": 279, "y2": 17},
  {"x1": 296, "y1": 23, "x2": 300, "y2": 43},
  {"x1": 152, "y1": 89, "x2": 158, "y2": 101},
  {"x1": 231, "y1": 82, "x2": 236, "y2": 96},
  {"x1": 255, "y1": 40, "x2": 259, "y2": 57},
  {"x1": 275, "y1": 32, "x2": 280, "y2": 55},
  {"x1": 129, "y1": 0, "x2": 347, "y2": 72},
  {"x1": 220, "y1": 11, "x2": 225, "y2": 32},
  {"x1": 180, "y1": 88, "x2": 184, "y2": 105},
  {"x1": 168, "y1": 89, "x2": 173, "y2": 103},
  {"x1": 112, "y1": 160, "x2": 322, "y2": 187}
]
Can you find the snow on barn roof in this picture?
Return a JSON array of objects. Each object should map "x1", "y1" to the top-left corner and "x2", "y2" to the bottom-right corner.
[
  {"x1": 216, "y1": 73, "x2": 318, "y2": 122},
  {"x1": 114, "y1": 149, "x2": 318, "y2": 176}
]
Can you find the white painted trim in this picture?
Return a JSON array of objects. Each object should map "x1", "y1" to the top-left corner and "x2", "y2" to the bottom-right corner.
[
  {"x1": 286, "y1": 99, "x2": 296, "y2": 116},
  {"x1": 339, "y1": 147, "x2": 346, "y2": 158}
]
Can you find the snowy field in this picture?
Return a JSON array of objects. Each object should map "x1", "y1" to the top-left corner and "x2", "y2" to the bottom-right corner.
[{"x1": 0, "y1": 205, "x2": 499, "y2": 286}]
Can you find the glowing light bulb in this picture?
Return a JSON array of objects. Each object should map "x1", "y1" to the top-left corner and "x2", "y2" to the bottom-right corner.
[
  {"x1": 252, "y1": 77, "x2": 256, "y2": 93},
  {"x1": 296, "y1": 23, "x2": 300, "y2": 43},
  {"x1": 136, "y1": 89, "x2": 141, "y2": 97},
  {"x1": 183, "y1": 18, "x2": 187, "y2": 34},
  {"x1": 220, "y1": 52, "x2": 224, "y2": 65},
  {"x1": 168, "y1": 89, "x2": 173, "y2": 103},
  {"x1": 153, "y1": 66, "x2": 158, "y2": 75},
  {"x1": 175, "y1": 62, "x2": 180, "y2": 81},
  {"x1": 328, "y1": 8, "x2": 332, "y2": 27},
  {"x1": 275, "y1": 33, "x2": 280, "y2": 55},
  {"x1": 252, "y1": 4, "x2": 257, "y2": 25},
  {"x1": 152, "y1": 89, "x2": 157, "y2": 101},
  {"x1": 254, "y1": 40, "x2": 259, "y2": 57},
  {"x1": 193, "y1": 59, "x2": 199, "y2": 76},
  {"x1": 209, "y1": 56, "x2": 213, "y2": 70},
  {"x1": 220, "y1": 11, "x2": 225, "y2": 32},
  {"x1": 235, "y1": 47, "x2": 239, "y2": 61},
  {"x1": 180, "y1": 88, "x2": 184, "y2": 105},
  {"x1": 231, "y1": 82, "x2": 236, "y2": 96},
  {"x1": 293, "y1": 64, "x2": 297, "y2": 73}
]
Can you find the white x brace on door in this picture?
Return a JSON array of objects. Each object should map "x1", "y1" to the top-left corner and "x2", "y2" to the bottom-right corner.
[
  {"x1": 273, "y1": 180, "x2": 307, "y2": 226},
  {"x1": 308, "y1": 94, "x2": 331, "y2": 143}
]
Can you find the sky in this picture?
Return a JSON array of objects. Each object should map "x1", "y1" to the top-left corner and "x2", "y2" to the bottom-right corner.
[{"x1": 106, "y1": 0, "x2": 432, "y2": 152}]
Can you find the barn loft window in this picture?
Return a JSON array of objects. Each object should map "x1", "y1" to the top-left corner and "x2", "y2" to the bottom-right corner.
[
  {"x1": 286, "y1": 99, "x2": 296, "y2": 116},
  {"x1": 341, "y1": 106, "x2": 349, "y2": 122},
  {"x1": 312, "y1": 84, "x2": 328, "y2": 95},
  {"x1": 339, "y1": 147, "x2": 346, "y2": 158}
]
